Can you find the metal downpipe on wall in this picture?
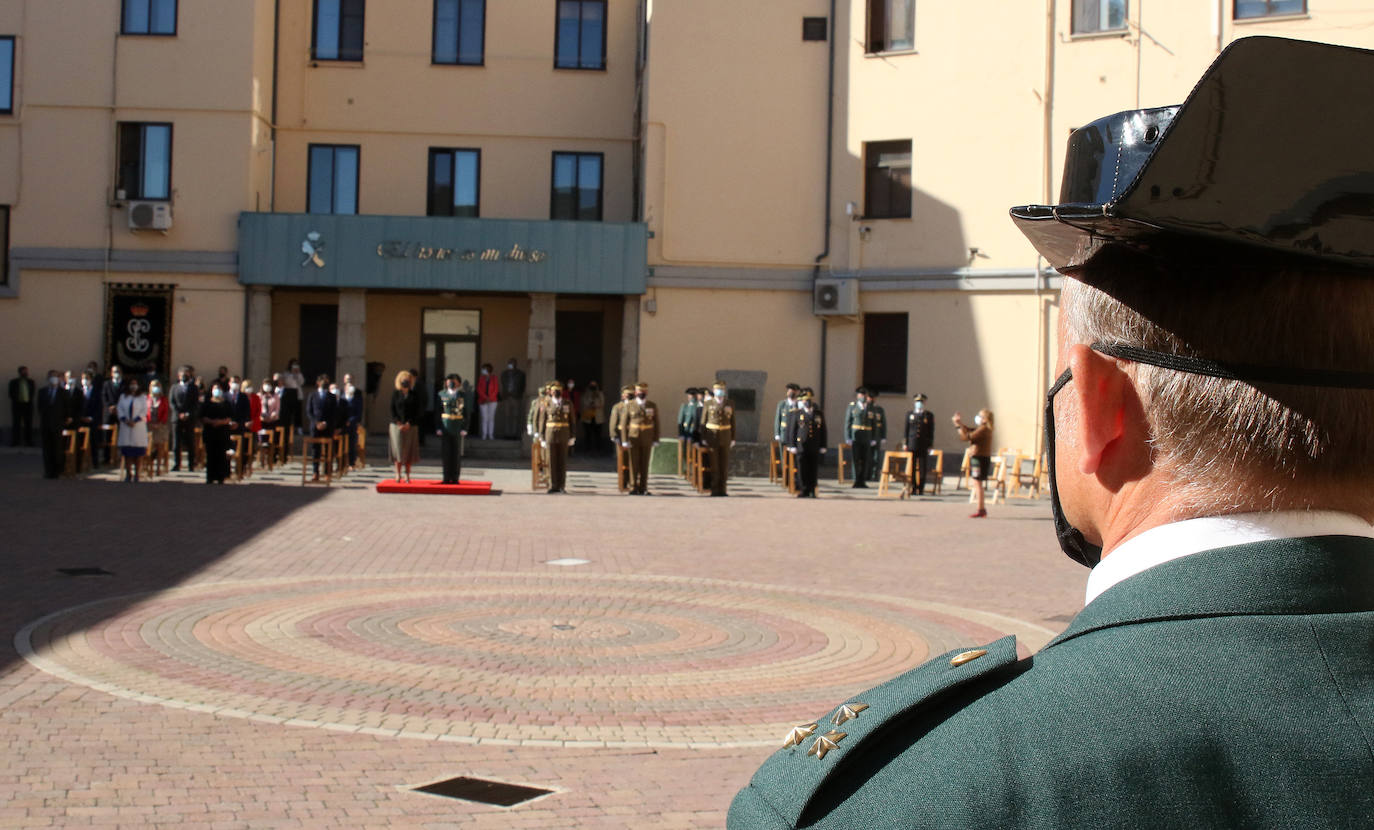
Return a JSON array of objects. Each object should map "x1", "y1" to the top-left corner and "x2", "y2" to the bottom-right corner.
[{"x1": 815, "y1": 0, "x2": 837, "y2": 409}]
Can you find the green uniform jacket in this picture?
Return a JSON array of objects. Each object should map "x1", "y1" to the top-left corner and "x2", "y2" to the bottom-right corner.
[
  {"x1": 437, "y1": 388, "x2": 466, "y2": 435},
  {"x1": 869, "y1": 404, "x2": 886, "y2": 443},
  {"x1": 730, "y1": 535, "x2": 1374, "y2": 829},
  {"x1": 842, "y1": 402, "x2": 878, "y2": 443},
  {"x1": 774, "y1": 399, "x2": 797, "y2": 441}
]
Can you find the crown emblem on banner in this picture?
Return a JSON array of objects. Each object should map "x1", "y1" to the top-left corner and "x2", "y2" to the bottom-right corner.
[{"x1": 129, "y1": 303, "x2": 150, "y2": 317}]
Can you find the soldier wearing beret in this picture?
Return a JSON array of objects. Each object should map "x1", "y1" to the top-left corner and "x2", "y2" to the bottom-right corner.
[
  {"x1": 731, "y1": 38, "x2": 1374, "y2": 828},
  {"x1": 783, "y1": 390, "x2": 827, "y2": 498},
  {"x1": 616, "y1": 382, "x2": 659, "y2": 495}
]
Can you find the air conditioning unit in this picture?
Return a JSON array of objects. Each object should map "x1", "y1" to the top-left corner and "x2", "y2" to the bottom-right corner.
[
  {"x1": 128, "y1": 200, "x2": 172, "y2": 231},
  {"x1": 814, "y1": 278, "x2": 859, "y2": 316}
]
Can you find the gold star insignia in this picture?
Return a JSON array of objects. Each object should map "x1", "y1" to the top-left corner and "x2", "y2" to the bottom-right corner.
[
  {"x1": 807, "y1": 730, "x2": 847, "y2": 760},
  {"x1": 830, "y1": 702, "x2": 869, "y2": 726},
  {"x1": 781, "y1": 722, "x2": 818, "y2": 748}
]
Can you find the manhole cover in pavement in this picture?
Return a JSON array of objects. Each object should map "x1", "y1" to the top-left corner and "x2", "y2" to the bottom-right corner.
[
  {"x1": 16, "y1": 572, "x2": 1054, "y2": 748},
  {"x1": 413, "y1": 775, "x2": 553, "y2": 807}
]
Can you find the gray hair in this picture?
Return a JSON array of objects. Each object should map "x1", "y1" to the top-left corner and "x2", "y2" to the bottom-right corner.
[{"x1": 1062, "y1": 248, "x2": 1374, "y2": 517}]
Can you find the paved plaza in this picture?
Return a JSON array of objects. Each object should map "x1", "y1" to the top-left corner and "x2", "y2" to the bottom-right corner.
[{"x1": 0, "y1": 447, "x2": 1086, "y2": 828}]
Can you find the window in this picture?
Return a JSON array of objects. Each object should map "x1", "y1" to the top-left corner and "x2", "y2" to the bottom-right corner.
[
  {"x1": 0, "y1": 37, "x2": 12, "y2": 114},
  {"x1": 866, "y1": 0, "x2": 914, "y2": 54},
  {"x1": 433, "y1": 0, "x2": 484, "y2": 65},
  {"x1": 0, "y1": 206, "x2": 9, "y2": 286},
  {"x1": 862, "y1": 313, "x2": 909, "y2": 397},
  {"x1": 863, "y1": 140, "x2": 911, "y2": 219},
  {"x1": 1071, "y1": 0, "x2": 1127, "y2": 34},
  {"x1": 427, "y1": 148, "x2": 481, "y2": 217},
  {"x1": 313, "y1": 0, "x2": 365, "y2": 61},
  {"x1": 117, "y1": 122, "x2": 172, "y2": 200},
  {"x1": 555, "y1": 0, "x2": 606, "y2": 70},
  {"x1": 802, "y1": 17, "x2": 828, "y2": 42},
  {"x1": 550, "y1": 152, "x2": 603, "y2": 221},
  {"x1": 122, "y1": 0, "x2": 177, "y2": 35},
  {"x1": 308, "y1": 144, "x2": 359, "y2": 214},
  {"x1": 1234, "y1": 0, "x2": 1305, "y2": 19}
]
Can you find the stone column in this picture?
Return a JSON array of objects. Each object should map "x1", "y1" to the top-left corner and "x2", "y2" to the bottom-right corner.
[
  {"x1": 527, "y1": 293, "x2": 557, "y2": 387},
  {"x1": 620, "y1": 295, "x2": 640, "y2": 387},
  {"x1": 336, "y1": 288, "x2": 367, "y2": 392},
  {"x1": 244, "y1": 286, "x2": 273, "y2": 384}
]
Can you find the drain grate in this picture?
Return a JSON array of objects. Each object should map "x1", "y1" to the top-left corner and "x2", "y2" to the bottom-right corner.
[
  {"x1": 413, "y1": 776, "x2": 553, "y2": 807},
  {"x1": 56, "y1": 567, "x2": 115, "y2": 578}
]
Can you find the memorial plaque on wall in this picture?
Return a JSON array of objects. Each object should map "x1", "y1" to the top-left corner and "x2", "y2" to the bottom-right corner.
[{"x1": 104, "y1": 284, "x2": 174, "y2": 379}]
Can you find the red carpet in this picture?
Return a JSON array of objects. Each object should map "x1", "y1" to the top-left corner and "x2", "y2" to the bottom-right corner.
[{"x1": 375, "y1": 479, "x2": 495, "y2": 495}]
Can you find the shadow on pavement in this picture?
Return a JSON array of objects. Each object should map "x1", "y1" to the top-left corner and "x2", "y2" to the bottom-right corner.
[{"x1": 0, "y1": 452, "x2": 332, "y2": 677}]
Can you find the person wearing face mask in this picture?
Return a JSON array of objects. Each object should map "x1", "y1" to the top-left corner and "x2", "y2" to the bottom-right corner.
[
  {"x1": 435, "y1": 374, "x2": 467, "y2": 484},
  {"x1": 699, "y1": 381, "x2": 735, "y2": 497},
  {"x1": 199, "y1": 383, "x2": 232, "y2": 484},
  {"x1": 306, "y1": 374, "x2": 338, "y2": 482},
  {"x1": 866, "y1": 392, "x2": 888, "y2": 483},
  {"x1": 259, "y1": 378, "x2": 280, "y2": 435},
  {"x1": 98, "y1": 365, "x2": 124, "y2": 466},
  {"x1": 952, "y1": 408, "x2": 993, "y2": 518},
  {"x1": 37, "y1": 370, "x2": 70, "y2": 479},
  {"x1": 783, "y1": 389, "x2": 827, "y2": 498},
  {"x1": 526, "y1": 383, "x2": 549, "y2": 440},
  {"x1": 115, "y1": 377, "x2": 148, "y2": 483},
  {"x1": 843, "y1": 387, "x2": 877, "y2": 488},
  {"x1": 168, "y1": 366, "x2": 200, "y2": 472},
  {"x1": 607, "y1": 384, "x2": 633, "y2": 488},
  {"x1": 389, "y1": 370, "x2": 421, "y2": 482},
  {"x1": 476, "y1": 363, "x2": 499, "y2": 441},
  {"x1": 280, "y1": 359, "x2": 304, "y2": 433},
  {"x1": 902, "y1": 393, "x2": 936, "y2": 495},
  {"x1": 226, "y1": 375, "x2": 251, "y2": 437},
  {"x1": 534, "y1": 380, "x2": 575, "y2": 493},
  {"x1": 146, "y1": 379, "x2": 170, "y2": 475},
  {"x1": 78, "y1": 371, "x2": 104, "y2": 468},
  {"x1": 341, "y1": 381, "x2": 364, "y2": 469},
  {"x1": 616, "y1": 381, "x2": 659, "y2": 495},
  {"x1": 731, "y1": 40, "x2": 1374, "y2": 829}
]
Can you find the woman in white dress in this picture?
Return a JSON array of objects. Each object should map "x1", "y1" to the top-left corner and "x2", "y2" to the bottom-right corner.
[{"x1": 116, "y1": 377, "x2": 149, "y2": 483}]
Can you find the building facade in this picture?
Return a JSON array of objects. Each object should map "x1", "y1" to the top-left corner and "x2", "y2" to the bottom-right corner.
[{"x1": 2, "y1": 1, "x2": 1370, "y2": 457}]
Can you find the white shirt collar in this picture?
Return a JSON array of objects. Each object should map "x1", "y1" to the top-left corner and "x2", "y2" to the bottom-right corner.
[{"x1": 1085, "y1": 510, "x2": 1374, "y2": 607}]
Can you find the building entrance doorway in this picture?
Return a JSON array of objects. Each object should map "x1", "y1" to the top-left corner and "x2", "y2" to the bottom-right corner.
[
  {"x1": 299, "y1": 304, "x2": 338, "y2": 383},
  {"x1": 421, "y1": 308, "x2": 481, "y2": 394},
  {"x1": 555, "y1": 310, "x2": 604, "y2": 390}
]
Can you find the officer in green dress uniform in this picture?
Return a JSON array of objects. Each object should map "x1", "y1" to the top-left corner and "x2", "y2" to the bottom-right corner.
[
  {"x1": 525, "y1": 383, "x2": 548, "y2": 440},
  {"x1": 842, "y1": 387, "x2": 877, "y2": 488},
  {"x1": 772, "y1": 383, "x2": 801, "y2": 476},
  {"x1": 435, "y1": 374, "x2": 467, "y2": 484},
  {"x1": 783, "y1": 390, "x2": 827, "y2": 498},
  {"x1": 731, "y1": 38, "x2": 1374, "y2": 829},
  {"x1": 534, "y1": 380, "x2": 574, "y2": 493},
  {"x1": 700, "y1": 381, "x2": 735, "y2": 496}
]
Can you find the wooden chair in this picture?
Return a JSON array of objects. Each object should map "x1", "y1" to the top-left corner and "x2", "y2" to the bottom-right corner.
[
  {"x1": 193, "y1": 426, "x2": 206, "y2": 470},
  {"x1": 971, "y1": 450, "x2": 1014, "y2": 505},
  {"x1": 147, "y1": 431, "x2": 170, "y2": 478},
  {"x1": 72, "y1": 426, "x2": 91, "y2": 474},
  {"x1": 98, "y1": 424, "x2": 118, "y2": 468},
  {"x1": 1008, "y1": 454, "x2": 1039, "y2": 498},
  {"x1": 332, "y1": 433, "x2": 347, "y2": 477},
  {"x1": 955, "y1": 447, "x2": 973, "y2": 490},
  {"x1": 836, "y1": 443, "x2": 849, "y2": 484},
  {"x1": 695, "y1": 446, "x2": 714, "y2": 494},
  {"x1": 782, "y1": 445, "x2": 799, "y2": 495},
  {"x1": 356, "y1": 425, "x2": 366, "y2": 468},
  {"x1": 924, "y1": 448, "x2": 945, "y2": 495},
  {"x1": 256, "y1": 430, "x2": 275, "y2": 471},
  {"x1": 532, "y1": 441, "x2": 550, "y2": 491},
  {"x1": 230, "y1": 432, "x2": 251, "y2": 481},
  {"x1": 61, "y1": 430, "x2": 79, "y2": 477},
  {"x1": 301, "y1": 436, "x2": 333, "y2": 486},
  {"x1": 615, "y1": 444, "x2": 630, "y2": 493},
  {"x1": 878, "y1": 451, "x2": 914, "y2": 498},
  {"x1": 768, "y1": 439, "x2": 782, "y2": 484},
  {"x1": 282, "y1": 424, "x2": 295, "y2": 463}
]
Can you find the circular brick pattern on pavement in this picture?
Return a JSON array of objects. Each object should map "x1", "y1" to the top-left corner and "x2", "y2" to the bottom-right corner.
[{"x1": 16, "y1": 573, "x2": 1054, "y2": 748}]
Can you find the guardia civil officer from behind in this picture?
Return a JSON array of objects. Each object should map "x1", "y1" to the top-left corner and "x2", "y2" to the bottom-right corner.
[{"x1": 730, "y1": 38, "x2": 1374, "y2": 829}]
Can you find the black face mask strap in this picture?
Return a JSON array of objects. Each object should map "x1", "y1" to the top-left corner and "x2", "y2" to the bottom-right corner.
[{"x1": 1091, "y1": 342, "x2": 1374, "y2": 390}]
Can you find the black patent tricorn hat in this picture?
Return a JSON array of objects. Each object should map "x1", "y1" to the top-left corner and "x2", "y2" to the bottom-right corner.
[{"x1": 1011, "y1": 37, "x2": 1374, "y2": 273}]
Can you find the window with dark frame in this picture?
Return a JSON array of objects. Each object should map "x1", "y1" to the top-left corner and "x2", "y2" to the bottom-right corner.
[
  {"x1": 866, "y1": 0, "x2": 914, "y2": 54},
  {"x1": 862, "y1": 313, "x2": 909, "y2": 397},
  {"x1": 307, "y1": 144, "x2": 359, "y2": 214},
  {"x1": 433, "y1": 0, "x2": 485, "y2": 65},
  {"x1": 0, "y1": 206, "x2": 9, "y2": 287},
  {"x1": 1234, "y1": 0, "x2": 1305, "y2": 19},
  {"x1": 117, "y1": 122, "x2": 173, "y2": 201},
  {"x1": 1071, "y1": 0, "x2": 1127, "y2": 34},
  {"x1": 864, "y1": 140, "x2": 912, "y2": 219},
  {"x1": 313, "y1": 0, "x2": 365, "y2": 61},
  {"x1": 427, "y1": 148, "x2": 481, "y2": 217},
  {"x1": 802, "y1": 17, "x2": 828, "y2": 42},
  {"x1": 0, "y1": 37, "x2": 12, "y2": 114},
  {"x1": 550, "y1": 152, "x2": 603, "y2": 221},
  {"x1": 122, "y1": 0, "x2": 177, "y2": 35},
  {"x1": 554, "y1": 0, "x2": 606, "y2": 70}
]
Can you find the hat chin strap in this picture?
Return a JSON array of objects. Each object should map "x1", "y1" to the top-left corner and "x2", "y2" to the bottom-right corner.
[{"x1": 1092, "y1": 342, "x2": 1374, "y2": 389}]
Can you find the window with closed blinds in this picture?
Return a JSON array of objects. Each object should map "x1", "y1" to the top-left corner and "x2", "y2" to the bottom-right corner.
[
  {"x1": 864, "y1": 140, "x2": 912, "y2": 219},
  {"x1": 862, "y1": 313, "x2": 909, "y2": 397}
]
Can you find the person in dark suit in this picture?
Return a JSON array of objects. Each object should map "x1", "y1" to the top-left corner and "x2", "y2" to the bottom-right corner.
[
  {"x1": 340, "y1": 380, "x2": 364, "y2": 469},
  {"x1": 225, "y1": 375, "x2": 252, "y2": 436},
  {"x1": 96, "y1": 365, "x2": 123, "y2": 466},
  {"x1": 783, "y1": 389, "x2": 827, "y2": 498},
  {"x1": 305, "y1": 374, "x2": 336, "y2": 482},
  {"x1": 902, "y1": 393, "x2": 936, "y2": 495},
  {"x1": 9, "y1": 366, "x2": 35, "y2": 447},
  {"x1": 36, "y1": 370, "x2": 69, "y2": 479},
  {"x1": 169, "y1": 366, "x2": 200, "y2": 471},
  {"x1": 731, "y1": 38, "x2": 1374, "y2": 829}
]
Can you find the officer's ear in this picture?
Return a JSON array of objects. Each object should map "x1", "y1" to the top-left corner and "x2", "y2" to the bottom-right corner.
[{"x1": 1064, "y1": 344, "x2": 1141, "y2": 478}]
